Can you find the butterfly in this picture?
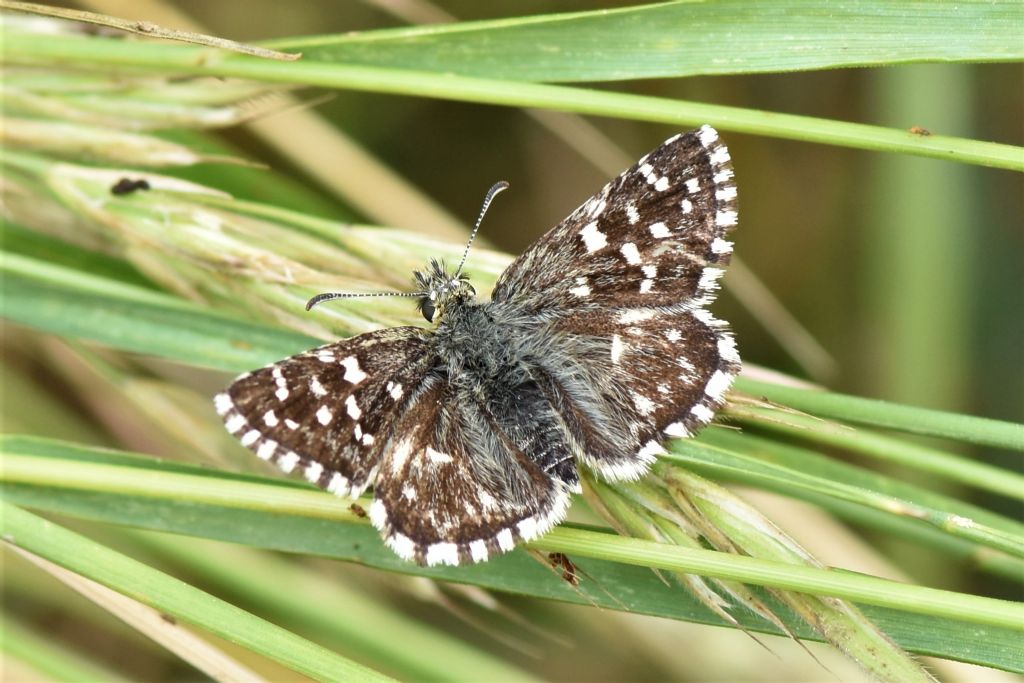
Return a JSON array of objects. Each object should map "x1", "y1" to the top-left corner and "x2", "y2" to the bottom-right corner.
[{"x1": 215, "y1": 125, "x2": 740, "y2": 566}]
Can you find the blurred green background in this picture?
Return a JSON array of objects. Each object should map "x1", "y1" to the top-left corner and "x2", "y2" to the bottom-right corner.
[{"x1": 2, "y1": 1, "x2": 1022, "y2": 681}]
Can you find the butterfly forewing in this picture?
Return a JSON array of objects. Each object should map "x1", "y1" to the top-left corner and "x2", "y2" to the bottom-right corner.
[
  {"x1": 492, "y1": 125, "x2": 736, "y2": 313},
  {"x1": 216, "y1": 327, "x2": 434, "y2": 496}
]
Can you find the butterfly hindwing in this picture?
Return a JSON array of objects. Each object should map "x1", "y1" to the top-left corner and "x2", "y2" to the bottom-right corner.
[
  {"x1": 216, "y1": 327, "x2": 434, "y2": 497},
  {"x1": 492, "y1": 125, "x2": 736, "y2": 313},
  {"x1": 369, "y1": 376, "x2": 572, "y2": 565},
  {"x1": 542, "y1": 306, "x2": 740, "y2": 480}
]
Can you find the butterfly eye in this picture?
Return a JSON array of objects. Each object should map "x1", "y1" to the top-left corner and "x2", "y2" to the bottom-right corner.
[{"x1": 420, "y1": 299, "x2": 436, "y2": 322}]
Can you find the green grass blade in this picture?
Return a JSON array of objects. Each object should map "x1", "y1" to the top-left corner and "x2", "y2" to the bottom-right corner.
[
  {"x1": 127, "y1": 531, "x2": 542, "y2": 683},
  {"x1": 5, "y1": 33, "x2": 1023, "y2": 171},
  {"x1": 1, "y1": 249, "x2": 316, "y2": 371},
  {"x1": 727, "y1": 402, "x2": 1024, "y2": 501},
  {"x1": 271, "y1": 0, "x2": 1024, "y2": 81},
  {"x1": 0, "y1": 612, "x2": 132, "y2": 683},
  {"x1": 0, "y1": 502, "x2": 395, "y2": 683},
  {"x1": 735, "y1": 378, "x2": 1024, "y2": 451},
  {"x1": 3, "y1": 436, "x2": 1023, "y2": 669},
  {"x1": 664, "y1": 432, "x2": 1024, "y2": 557}
]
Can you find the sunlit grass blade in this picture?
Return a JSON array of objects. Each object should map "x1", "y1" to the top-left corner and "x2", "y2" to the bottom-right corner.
[
  {"x1": 735, "y1": 378, "x2": 1024, "y2": 451},
  {"x1": 726, "y1": 399, "x2": 1024, "y2": 500},
  {"x1": 267, "y1": 1, "x2": 1024, "y2": 81},
  {"x1": 5, "y1": 32, "x2": 1023, "y2": 171}
]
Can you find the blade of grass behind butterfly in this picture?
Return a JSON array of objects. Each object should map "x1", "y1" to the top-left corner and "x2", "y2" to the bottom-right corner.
[
  {"x1": 266, "y1": 1, "x2": 1024, "y2": 81},
  {"x1": 6, "y1": 32, "x2": 1021, "y2": 172},
  {"x1": 0, "y1": 502, "x2": 396, "y2": 683},
  {"x1": 4, "y1": 436, "x2": 1022, "y2": 672},
  {"x1": 118, "y1": 529, "x2": 542, "y2": 683},
  {"x1": 691, "y1": 429, "x2": 1024, "y2": 582},
  {"x1": 734, "y1": 378, "x2": 1024, "y2": 451},
  {"x1": 725, "y1": 399, "x2": 1024, "y2": 501},
  {"x1": 0, "y1": 611, "x2": 133, "y2": 683},
  {"x1": 663, "y1": 433, "x2": 1024, "y2": 559}
]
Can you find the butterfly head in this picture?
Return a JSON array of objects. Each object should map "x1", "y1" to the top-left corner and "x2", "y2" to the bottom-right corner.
[{"x1": 414, "y1": 258, "x2": 475, "y2": 323}]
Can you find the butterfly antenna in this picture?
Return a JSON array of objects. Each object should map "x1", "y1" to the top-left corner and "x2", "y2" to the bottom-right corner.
[
  {"x1": 454, "y1": 180, "x2": 509, "y2": 278},
  {"x1": 305, "y1": 290, "x2": 424, "y2": 311}
]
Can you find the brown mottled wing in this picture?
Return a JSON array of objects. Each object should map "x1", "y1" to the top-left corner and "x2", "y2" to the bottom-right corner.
[
  {"x1": 489, "y1": 126, "x2": 740, "y2": 480},
  {"x1": 537, "y1": 307, "x2": 740, "y2": 481},
  {"x1": 491, "y1": 125, "x2": 736, "y2": 314},
  {"x1": 368, "y1": 375, "x2": 572, "y2": 566},
  {"x1": 215, "y1": 327, "x2": 434, "y2": 497}
]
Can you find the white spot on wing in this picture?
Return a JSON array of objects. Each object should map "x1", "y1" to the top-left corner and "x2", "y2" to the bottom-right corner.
[
  {"x1": 639, "y1": 279, "x2": 654, "y2": 293},
  {"x1": 517, "y1": 517, "x2": 539, "y2": 540},
  {"x1": 579, "y1": 222, "x2": 607, "y2": 252},
  {"x1": 711, "y1": 237, "x2": 733, "y2": 254},
  {"x1": 387, "y1": 532, "x2": 416, "y2": 561},
  {"x1": 699, "y1": 267, "x2": 725, "y2": 292},
  {"x1": 214, "y1": 393, "x2": 232, "y2": 416},
  {"x1": 345, "y1": 395, "x2": 361, "y2": 419},
  {"x1": 704, "y1": 370, "x2": 734, "y2": 401},
  {"x1": 570, "y1": 284, "x2": 591, "y2": 297},
  {"x1": 304, "y1": 461, "x2": 323, "y2": 484},
  {"x1": 631, "y1": 392, "x2": 656, "y2": 416},
  {"x1": 240, "y1": 429, "x2": 260, "y2": 447},
  {"x1": 469, "y1": 539, "x2": 489, "y2": 563},
  {"x1": 277, "y1": 451, "x2": 299, "y2": 473},
  {"x1": 263, "y1": 410, "x2": 279, "y2": 427},
  {"x1": 496, "y1": 528, "x2": 515, "y2": 552},
  {"x1": 256, "y1": 440, "x2": 276, "y2": 460},
  {"x1": 610, "y1": 334, "x2": 624, "y2": 363},
  {"x1": 716, "y1": 210, "x2": 738, "y2": 227},
  {"x1": 617, "y1": 309, "x2": 656, "y2": 324},
  {"x1": 638, "y1": 440, "x2": 666, "y2": 461},
  {"x1": 664, "y1": 422, "x2": 691, "y2": 438},
  {"x1": 316, "y1": 405, "x2": 333, "y2": 425},
  {"x1": 718, "y1": 335, "x2": 741, "y2": 363},
  {"x1": 620, "y1": 242, "x2": 641, "y2": 265},
  {"x1": 698, "y1": 125, "x2": 719, "y2": 147},
  {"x1": 479, "y1": 489, "x2": 498, "y2": 511},
  {"x1": 685, "y1": 178, "x2": 700, "y2": 194},
  {"x1": 275, "y1": 387, "x2": 289, "y2": 401},
  {"x1": 225, "y1": 414, "x2": 246, "y2": 434},
  {"x1": 648, "y1": 222, "x2": 670, "y2": 238},
  {"x1": 368, "y1": 499, "x2": 387, "y2": 528},
  {"x1": 309, "y1": 377, "x2": 327, "y2": 398},
  {"x1": 654, "y1": 176, "x2": 670, "y2": 192},
  {"x1": 690, "y1": 403, "x2": 715, "y2": 423},
  {"x1": 425, "y1": 446, "x2": 453, "y2": 465},
  {"x1": 710, "y1": 146, "x2": 731, "y2": 165},
  {"x1": 626, "y1": 203, "x2": 640, "y2": 224},
  {"x1": 340, "y1": 356, "x2": 367, "y2": 384},
  {"x1": 391, "y1": 437, "x2": 414, "y2": 473},
  {"x1": 327, "y1": 472, "x2": 350, "y2": 496},
  {"x1": 681, "y1": 198, "x2": 693, "y2": 214},
  {"x1": 426, "y1": 542, "x2": 460, "y2": 566},
  {"x1": 284, "y1": 418, "x2": 300, "y2": 430},
  {"x1": 402, "y1": 484, "x2": 417, "y2": 502},
  {"x1": 716, "y1": 186, "x2": 738, "y2": 201}
]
